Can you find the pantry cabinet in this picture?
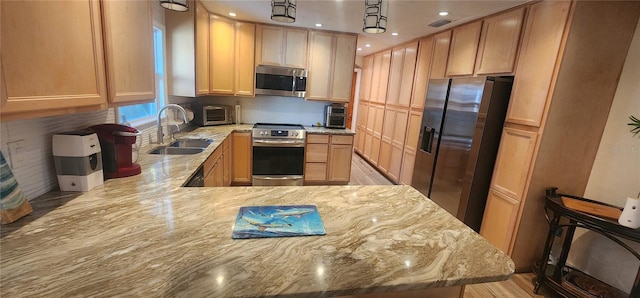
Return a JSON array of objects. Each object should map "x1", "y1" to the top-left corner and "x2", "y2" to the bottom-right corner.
[
  {"x1": 101, "y1": 0, "x2": 155, "y2": 106},
  {"x1": 446, "y1": 21, "x2": 483, "y2": 77},
  {"x1": 1, "y1": 0, "x2": 107, "y2": 120},
  {"x1": 475, "y1": 7, "x2": 525, "y2": 75},
  {"x1": 387, "y1": 41, "x2": 418, "y2": 108},
  {"x1": 209, "y1": 15, "x2": 235, "y2": 95},
  {"x1": 399, "y1": 110, "x2": 423, "y2": 185},
  {"x1": 369, "y1": 50, "x2": 392, "y2": 104},
  {"x1": 360, "y1": 55, "x2": 374, "y2": 102},
  {"x1": 410, "y1": 37, "x2": 434, "y2": 110},
  {"x1": 255, "y1": 25, "x2": 308, "y2": 68},
  {"x1": 378, "y1": 108, "x2": 409, "y2": 182},
  {"x1": 231, "y1": 132, "x2": 252, "y2": 186}
]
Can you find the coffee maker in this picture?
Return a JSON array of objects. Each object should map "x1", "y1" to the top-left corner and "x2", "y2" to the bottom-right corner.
[
  {"x1": 89, "y1": 124, "x2": 141, "y2": 179},
  {"x1": 52, "y1": 131, "x2": 104, "y2": 191}
]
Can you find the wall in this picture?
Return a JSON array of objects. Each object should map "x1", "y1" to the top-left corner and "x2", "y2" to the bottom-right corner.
[{"x1": 566, "y1": 21, "x2": 640, "y2": 293}]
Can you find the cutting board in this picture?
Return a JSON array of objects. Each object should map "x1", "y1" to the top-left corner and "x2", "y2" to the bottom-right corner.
[{"x1": 561, "y1": 196, "x2": 622, "y2": 220}]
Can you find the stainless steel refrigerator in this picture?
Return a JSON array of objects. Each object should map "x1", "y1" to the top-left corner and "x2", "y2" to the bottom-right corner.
[{"x1": 411, "y1": 76, "x2": 513, "y2": 232}]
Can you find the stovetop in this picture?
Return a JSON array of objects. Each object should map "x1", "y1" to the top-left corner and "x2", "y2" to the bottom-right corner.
[{"x1": 252, "y1": 123, "x2": 306, "y2": 139}]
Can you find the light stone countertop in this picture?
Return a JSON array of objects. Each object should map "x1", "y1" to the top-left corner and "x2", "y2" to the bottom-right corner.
[{"x1": 0, "y1": 124, "x2": 514, "y2": 297}]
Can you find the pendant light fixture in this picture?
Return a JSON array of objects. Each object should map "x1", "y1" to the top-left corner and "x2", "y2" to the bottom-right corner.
[
  {"x1": 271, "y1": 0, "x2": 296, "y2": 23},
  {"x1": 363, "y1": 0, "x2": 388, "y2": 33},
  {"x1": 160, "y1": 0, "x2": 189, "y2": 12}
]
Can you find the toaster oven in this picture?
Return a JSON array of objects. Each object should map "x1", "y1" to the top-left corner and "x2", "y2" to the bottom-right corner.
[{"x1": 193, "y1": 105, "x2": 233, "y2": 126}]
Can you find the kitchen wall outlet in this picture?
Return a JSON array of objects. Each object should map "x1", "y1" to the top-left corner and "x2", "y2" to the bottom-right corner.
[{"x1": 7, "y1": 139, "x2": 26, "y2": 169}]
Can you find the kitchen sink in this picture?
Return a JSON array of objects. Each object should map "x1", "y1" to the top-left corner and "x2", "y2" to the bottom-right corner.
[
  {"x1": 148, "y1": 146, "x2": 205, "y2": 155},
  {"x1": 167, "y1": 138, "x2": 213, "y2": 148}
]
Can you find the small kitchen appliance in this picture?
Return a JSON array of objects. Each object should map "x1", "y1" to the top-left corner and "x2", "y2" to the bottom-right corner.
[
  {"x1": 89, "y1": 124, "x2": 141, "y2": 179},
  {"x1": 255, "y1": 65, "x2": 307, "y2": 98},
  {"x1": 192, "y1": 104, "x2": 233, "y2": 126},
  {"x1": 252, "y1": 123, "x2": 306, "y2": 186},
  {"x1": 324, "y1": 103, "x2": 347, "y2": 129},
  {"x1": 52, "y1": 131, "x2": 104, "y2": 191}
]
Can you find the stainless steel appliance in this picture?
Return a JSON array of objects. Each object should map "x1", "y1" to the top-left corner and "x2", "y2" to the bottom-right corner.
[
  {"x1": 252, "y1": 123, "x2": 306, "y2": 186},
  {"x1": 255, "y1": 65, "x2": 307, "y2": 98},
  {"x1": 52, "y1": 131, "x2": 104, "y2": 191},
  {"x1": 411, "y1": 76, "x2": 513, "y2": 232},
  {"x1": 324, "y1": 103, "x2": 347, "y2": 129},
  {"x1": 193, "y1": 104, "x2": 233, "y2": 126}
]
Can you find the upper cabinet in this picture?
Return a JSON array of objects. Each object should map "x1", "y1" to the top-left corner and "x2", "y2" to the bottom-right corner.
[
  {"x1": 429, "y1": 31, "x2": 451, "y2": 79},
  {"x1": 209, "y1": 15, "x2": 235, "y2": 95},
  {"x1": 387, "y1": 41, "x2": 418, "y2": 108},
  {"x1": 235, "y1": 22, "x2": 256, "y2": 97},
  {"x1": 1, "y1": 0, "x2": 107, "y2": 120},
  {"x1": 411, "y1": 37, "x2": 434, "y2": 110},
  {"x1": 306, "y1": 31, "x2": 357, "y2": 102},
  {"x1": 360, "y1": 55, "x2": 374, "y2": 102},
  {"x1": 166, "y1": 0, "x2": 210, "y2": 97},
  {"x1": 255, "y1": 25, "x2": 308, "y2": 68},
  {"x1": 101, "y1": 0, "x2": 155, "y2": 106},
  {"x1": 475, "y1": 8, "x2": 525, "y2": 75},
  {"x1": 370, "y1": 50, "x2": 392, "y2": 104},
  {"x1": 446, "y1": 21, "x2": 483, "y2": 76}
]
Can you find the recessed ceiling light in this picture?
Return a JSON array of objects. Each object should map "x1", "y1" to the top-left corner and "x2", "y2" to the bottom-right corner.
[
  {"x1": 392, "y1": 32, "x2": 398, "y2": 36},
  {"x1": 315, "y1": 23, "x2": 322, "y2": 27},
  {"x1": 229, "y1": 12, "x2": 236, "y2": 17},
  {"x1": 357, "y1": 48, "x2": 362, "y2": 51},
  {"x1": 365, "y1": 44, "x2": 371, "y2": 47},
  {"x1": 439, "y1": 11, "x2": 449, "y2": 16}
]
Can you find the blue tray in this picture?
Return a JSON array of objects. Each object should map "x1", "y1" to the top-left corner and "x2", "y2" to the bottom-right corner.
[{"x1": 232, "y1": 205, "x2": 326, "y2": 239}]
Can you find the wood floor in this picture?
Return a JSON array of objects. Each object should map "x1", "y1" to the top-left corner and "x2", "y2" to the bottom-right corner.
[{"x1": 348, "y1": 152, "x2": 556, "y2": 297}]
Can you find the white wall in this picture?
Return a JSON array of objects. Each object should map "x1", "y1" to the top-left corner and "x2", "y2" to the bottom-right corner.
[{"x1": 566, "y1": 21, "x2": 640, "y2": 294}]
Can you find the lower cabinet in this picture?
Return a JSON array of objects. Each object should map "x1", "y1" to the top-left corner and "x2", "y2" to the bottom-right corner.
[
  {"x1": 305, "y1": 133, "x2": 353, "y2": 184},
  {"x1": 203, "y1": 143, "x2": 224, "y2": 187},
  {"x1": 231, "y1": 132, "x2": 252, "y2": 185}
]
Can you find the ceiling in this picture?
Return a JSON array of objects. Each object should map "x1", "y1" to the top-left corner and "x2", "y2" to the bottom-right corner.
[{"x1": 201, "y1": 0, "x2": 529, "y2": 57}]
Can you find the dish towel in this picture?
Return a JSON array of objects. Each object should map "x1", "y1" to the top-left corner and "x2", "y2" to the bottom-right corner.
[{"x1": 0, "y1": 150, "x2": 32, "y2": 224}]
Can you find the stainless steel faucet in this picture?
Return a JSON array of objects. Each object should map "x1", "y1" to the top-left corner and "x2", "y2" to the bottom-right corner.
[{"x1": 157, "y1": 104, "x2": 188, "y2": 144}]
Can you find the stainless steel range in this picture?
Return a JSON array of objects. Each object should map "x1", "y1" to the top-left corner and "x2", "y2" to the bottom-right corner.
[{"x1": 252, "y1": 123, "x2": 306, "y2": 186}]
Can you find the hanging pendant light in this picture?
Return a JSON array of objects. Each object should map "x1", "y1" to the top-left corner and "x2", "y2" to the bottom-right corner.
[
  {"x1": 363, "y1": 0, "x2": 388, "y2": 33},
  {"x1": 160, "y1": 0, "x2": 189, "y2": 12},
  {"x1": 271, "y1": 0, "x2": 296, "y2": 23}
]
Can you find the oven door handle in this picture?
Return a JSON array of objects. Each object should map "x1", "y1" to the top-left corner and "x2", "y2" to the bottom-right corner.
[
  {"x1": 252, "y1": 139, "x2": 305, "y2": 147},
  {"x1": 253, "y1": 176, "x2": 303, "y2": 180}
]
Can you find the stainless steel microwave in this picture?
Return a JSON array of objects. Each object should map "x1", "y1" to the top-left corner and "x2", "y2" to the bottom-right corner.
[
  {"x1": 255, "y1": 65, "x2": 307, "y2": 98},
  {"x1": 193, "y1": 105, "x2": 233, "y2": 126}
]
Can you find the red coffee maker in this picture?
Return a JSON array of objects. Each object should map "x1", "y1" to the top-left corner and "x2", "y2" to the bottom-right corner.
[{"x1": 89, "y1": 124, "x2": 141, "y2": 179}]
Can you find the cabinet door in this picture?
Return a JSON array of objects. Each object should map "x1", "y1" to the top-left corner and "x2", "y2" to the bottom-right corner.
[
  {"x1": 284, "y1": 28, "x2": 308, "y2": 68},
  {"x1": 446, "y1": 21, "x2": 482, "y2": 76},
  {"x1": 195, "y1": 0, "x2": 210, "y2": 95},
  {"x1": 328, "y1": 143, "x2": 353, "y2": 182},
  {"x1": 475, "y1": 7, "x2": 525, "y2": 75},
  {"x1": 306, "y1": 143, "x2": 329, "y2": 162},
  {"x1": 329, "y1": 34, "x2": 357, "y2": 102},
  {"x1": 235, "y1": 22, "x2": 255, "y2": 96},
  {"x1": 101, "y1": 0, "x2": 155, "y2": 106},
  {"x1": 1, "y1": 0, "x2": 107, "y2": 118},
  {"x1": 399, "y1": 110, "x2": 421, "y2": 183},
  {"x1": 411, "y1": 37, "x2": 433, "y2": 110},
  {"x1": 506, "y1": 1, "x2": 571, "y2": 127},
  {"x1": 223, "y1": 138, "x2": 231, "y2": 186},
  {"x1": 376, "y1": 50, "x2": 392, "y2": 104},
  {"x1": 210, "y1": 15, "x2": 235, "y2": 94},
  {"x1": 360, "y1": 55, "x2": 374, "y2": 102},
  {"x1": 305, "y1": 163, "x2": 327, "y2": 182},
  {"x1": 306, "y1": 31, "x2": 334, "y2": 100},
  {"x1": 491, "y1": 128, "x2": 537, "y2": 200},
  {"x1": 430, "y1": 31, "x2": 451, "y2": 79},
  {"x1": 231, "y1": 132, "x2": 252, "y2": 185},
  {"x1": 480, "y1": 190, "x2": 520, "y2": 253},
  {"x1": 398, "y1": 42, "x2": 418, "y2": 108},
  {"x1": 399, "y1": 149, "x2": 416, "y2": 185},
  {"x1": 256, "y1": 25, "x2": 284, "y2": 66},
  {"x1": 386, "y1": 47, "x2": 406, "y2": 106},
  {"x1": 369, "y1": 52, "x2": 383, "y2": 103}
]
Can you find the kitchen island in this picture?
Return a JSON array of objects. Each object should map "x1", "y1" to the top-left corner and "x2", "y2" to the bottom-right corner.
[{"x1": 0, "y1": 125, "x2": 514, "y2": 297}]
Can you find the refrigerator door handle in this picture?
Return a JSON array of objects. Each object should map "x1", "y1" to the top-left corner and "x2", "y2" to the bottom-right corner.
[{"x1": 420, "y1": 126, "x2": 436, "y2": 153}]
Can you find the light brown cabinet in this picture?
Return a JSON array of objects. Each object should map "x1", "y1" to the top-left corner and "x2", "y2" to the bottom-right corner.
[
  {"x1": 479, "y1": 0, "x2": 640, "y2": 271},
  {"x1": 378, "y1": 108, "x2": 409, "y2": 182},
  {"x1": 399, "y1": 110, "x2": 423, "y2": 185},
  {"x1": 231, "y1": 132, "x2": 252, "y2": 185},
  {"x1": 255, "y1": 25, "x2": 308, "y2": 68},
  {"x1": 475, "y1": 7, "x2": 525, "y2": 75},
  {"x1": 203, "y1": 144, "x2": 224, "y2": 187},
  {"x1": 1, "y1": 0, "x2": 107, "y2": 120},
  {"x1": 360, "y1": 55, "x2": 374, "y2": 102},
  {"x1": 166, "y1": 0, "x2": 210, "y2": 97},
  {"x1": 354, "y1": 101, "x2": 369, "y2": 154},
  {"x1": 369, "y1": 50, "x2": 392, "y2": 104},
  {"x1": 328, "y1": 135, "x2": 353, "y2": 182},
  {"x1": 306, "y1": 31, "x2": 357, "y2": 102},
  {"x1": 209, "y1": 15, "x2": 235, "y2": 95},
  {"x1": 101, "y1": 0, "x2": 155, "y2": 106},
  {"x1": 429, "y1": 31, "x2": 451, "y2": 79},
  {"x1": 305, "y1": 134, "x2": 353, "y2": 184},
  {"x1": 387, "y1": 42, "x2": 419, "y2": 108},
  {"x1": 304, "y1": 134, "x2": 329, "y2": 182},
  {"x1": 410, "y1": 37, "x2": 434, "y2": 111},
  {"x1": 446, "y1": 21, "x2": 483, "y2": 76},
  {"x1": 234, "y1": 22, "x2": 256, "y2": 97}
]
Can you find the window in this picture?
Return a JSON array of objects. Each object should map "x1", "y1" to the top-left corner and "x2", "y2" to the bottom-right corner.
[{"x1": 117, "y1": 25, "x2": 166, "y2": 127}]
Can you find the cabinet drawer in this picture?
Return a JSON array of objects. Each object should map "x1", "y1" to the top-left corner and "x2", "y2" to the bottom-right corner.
[
  {"x1": 331, "y1": 135, "x2": 353, "y2": 145},
  {"x1": 307, "y1": 134, "x2": 329, "y2": 144}
]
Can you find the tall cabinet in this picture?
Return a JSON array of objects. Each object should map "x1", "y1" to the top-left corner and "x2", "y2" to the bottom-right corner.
[{"x1": 479, "y1": 0, "x2": 640, "y2": 270}]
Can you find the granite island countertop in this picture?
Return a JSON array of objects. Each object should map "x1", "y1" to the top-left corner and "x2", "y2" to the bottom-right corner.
[{"x1": 0, "y1": 125, "x2": 514, "y2": 297}]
